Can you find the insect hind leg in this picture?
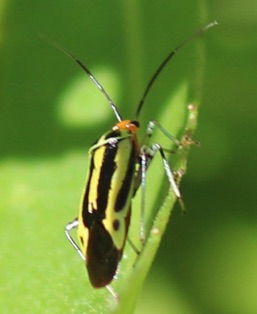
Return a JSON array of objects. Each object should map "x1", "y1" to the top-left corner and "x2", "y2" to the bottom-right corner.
[
  {"x1": 65, "y1": 219, "x2": 118, "y2": 298},
  {"x1": 65, "y1": 218, "x2": 85, "y2": 261}
]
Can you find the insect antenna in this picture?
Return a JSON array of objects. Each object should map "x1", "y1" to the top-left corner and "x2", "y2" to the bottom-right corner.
[
  {"x1": 41, "y1": 35, "x2": 123, "y2": 122},
  {"x1": 135, "y1": 21, "x2": 218, "y2": 118}
]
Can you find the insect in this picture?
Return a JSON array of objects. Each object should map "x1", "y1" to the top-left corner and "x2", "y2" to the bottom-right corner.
[{"x1": 48, "y1": 21, "x2": 217, "y2": 291}]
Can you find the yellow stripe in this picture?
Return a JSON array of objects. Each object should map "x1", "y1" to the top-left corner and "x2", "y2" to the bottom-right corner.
[{"x1": 103, "y1": 136, "x2": 135, "y2": 249}]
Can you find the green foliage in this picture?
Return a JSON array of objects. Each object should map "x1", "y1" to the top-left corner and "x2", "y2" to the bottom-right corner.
[
  {"x1": 2, "y1": 0, "x2": 257, "y2": 313},
  {"x1": 0, "y1": 0, "x2": 208, "y2": 312}
]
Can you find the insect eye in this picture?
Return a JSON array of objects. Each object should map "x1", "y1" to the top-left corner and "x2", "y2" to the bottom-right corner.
[{"x1": 131, "y1": 120, "x2": 140, "y2": 128}]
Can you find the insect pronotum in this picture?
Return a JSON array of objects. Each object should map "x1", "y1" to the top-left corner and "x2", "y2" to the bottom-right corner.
[{"x1": 47, "y1": 21, "x2": 217, "y2": 293}]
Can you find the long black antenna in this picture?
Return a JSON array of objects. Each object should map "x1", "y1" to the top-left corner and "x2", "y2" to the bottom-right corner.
[
  {"x1": 135, "y1": 21, "x2": 218, "y2": 118},
  {"x1": 41, "y1": 35, "x2": 123, "y2": 122}
]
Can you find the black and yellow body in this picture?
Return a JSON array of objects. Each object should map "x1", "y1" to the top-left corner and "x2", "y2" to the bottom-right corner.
[
  {"x1": 59, "y1": 21, "x2": 217, "y2": 293},
  {"x1": 78, "y1": 120, "x2": 140, "y2": 288}
]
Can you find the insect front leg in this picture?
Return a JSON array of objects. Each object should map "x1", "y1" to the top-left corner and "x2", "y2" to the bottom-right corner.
[
  {"x1": 144, "y1": 120, "x2": 186, "y2": 208},
  {"x1": 134, "y1": 120, "x2": 182, "y2": 242},
  {"x1": 65, "y1": 218, "x2": 85, "y2": 261},
  {"x1": 145, "y1": 142, "x2": 186, "y2": 213},
  {"x1": 143, "y1": 120, "x2": 181, "y2": 148}
]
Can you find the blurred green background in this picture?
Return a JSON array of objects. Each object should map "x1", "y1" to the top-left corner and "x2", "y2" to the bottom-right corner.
[{"x1": 1, "y1": 0, "x2": 257, "y2": 313}]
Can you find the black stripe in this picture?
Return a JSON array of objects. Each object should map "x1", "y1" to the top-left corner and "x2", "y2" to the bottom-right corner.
[
  {"x1": 82, "y1": 152, "x2": 95, "y2": 227},
  {"x1": 96, "y1": 139, "x2": 118, "y2": 216},
  {"x1": 115, "y1": 141, "x2": 136, "y2": 212},
  {"x1": 82, "y1": 130, "x2": 121, "y2": 227},
  {"x1": 82, "y1": 143, "x2": 118, "y2": 225},
  {"x1": 105, "y1": 130, "x2": 121, "y2": 140}
]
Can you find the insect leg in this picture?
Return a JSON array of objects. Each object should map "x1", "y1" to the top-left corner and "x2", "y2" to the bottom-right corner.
[
  {"x1": 147, "y1": 143, "x2": 186, "y2": 213},
  {"x1": 143, "y1": 120, "x2": 181, "y2": 147},
  {"x1": 89, "y1": 134, "x2": 132, "y2": 152},
  {"x1": 127, "y1": 236, "x2": 141, "y2": 255},
  {"x1": 144, "y1": 120, "x2": 186, "y2": 210},
  {"x1": 139, "y1": 149, "x2": 147, "y2": 243},
  {"x1": 134, "y1": 120, "x2": 182, "y2": 242},
  {"x1": 65, "y1": 218, "x2": 85, "y2": 261},
  {"x1": 65, "y1": 220, "x2": 117, "y2": 298}
]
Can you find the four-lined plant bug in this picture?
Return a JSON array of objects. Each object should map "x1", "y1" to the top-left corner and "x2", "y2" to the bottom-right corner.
[{"x1": 46, "y1": 21, "x2": 217, "y2": 292}]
